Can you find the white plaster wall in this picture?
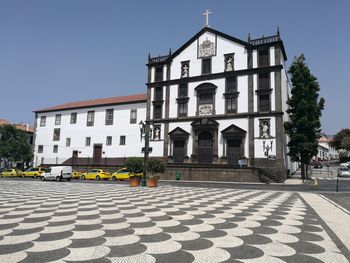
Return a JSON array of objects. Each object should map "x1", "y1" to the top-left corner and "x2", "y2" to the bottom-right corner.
[
  {"x1": 34, "y1": 102, "x2": 147, "y2": 164},
  {"x1": 254, "y1": 117, "x2": 276, "y2": 158},
  {"x1": 252, "y1": 50, "x2": 258, "y2": 68},
  {"x1": 270, "y1": 46, "x2": 275, "y2": 66},
  {"x1": 270, "y1": 72, "x2": 276, "y2": 111},
  {"x1": 238, "y1": 76, "x2": 248, "y2": 113},
  {"x1": 253, "y1": 74, "x2": 258, "y2": 112},
  {"x1": 170, "y1": 31, "x2": 248, "y2": 80}
]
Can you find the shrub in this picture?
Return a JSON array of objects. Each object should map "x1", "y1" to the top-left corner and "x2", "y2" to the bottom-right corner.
[
  {"x1": 147, "y1": 159, "x2": 165, "y2": 179},
  {"x1": 124, "y1": 157, "x2": 144, "y2": 175}
]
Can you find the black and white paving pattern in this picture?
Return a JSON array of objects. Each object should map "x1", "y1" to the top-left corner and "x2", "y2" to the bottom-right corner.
[{"x1": 0, "y1": 180, "x2": 348, "y2": 263}]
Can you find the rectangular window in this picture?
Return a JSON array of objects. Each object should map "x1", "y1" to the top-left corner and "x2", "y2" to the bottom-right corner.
[
  {"x1": 258, "y1": 49, "x2": 269, "y2": 67},
  {"x1": 154, "y1": 105, "x2": 162, "y2": 119},
  {"x1": 120, "y1": 136, "x2": 126, "y2": 145},
  {"x1": 178, "y1": 102, "x2": 187, "y2": 117},
  {"x1": 130, "y1": 109, "x2": 137, "y2": 124},
  {"x1": 87, "y1": 111, "x2": 95, "y2": 126},
  {"x1": 259, "y1": 94, "x2": 270, "y2": 112},
  {"x1": 179, "y1": 83, "x2": 188, "y2": 98},
  {"x1": 85, "y1": 137, "x2": 91, "y2": 146},
  {"x1": 226, "y1": 77, "x2": 237, "y2": 93},
  {"x1": 66, "y1": 138, "x2": 71, "y2": 146},
  {"x1": 53, "y1": 128, "x2": 60, "y2": 141},
  {"x1": 202, "y1": 58, "x2": 211, "y2": 74},
  {"x1": 38, "y1": 145, "x2": 43, "y2": 153},
  {"x1": 259, "y1": 73, "x2": 270, "y2": 90},
  {"x1": 155, "y1": 67, "x2": 163, "y2": 82},
  {"x1": 70, "y1": 112, "x2": 77, "y2": 124},
  {"x1": 226, "y1": 97, "x2": 237, "y2": 113},
  {"x1": 105, "y1": 109, "x2": 114, "y2": 125},
  {"x1": 106, "y1": 136, "x2": 112, "y2": 146},
  {"x1": 55, "y1": 114, "x2": 61, "y2": 125},
  {"x1": 53, "y1": 145, "x2": 58, "y2": 153},
  {"x1": 40, "y1": 116, "x2": 46, "y2": 127},
  {"x1": 199, "y1": 93, "x2": 213, "y2": 104},
  {"x1": 155, "y1": 87, "x2": 163, "y2": 101}
]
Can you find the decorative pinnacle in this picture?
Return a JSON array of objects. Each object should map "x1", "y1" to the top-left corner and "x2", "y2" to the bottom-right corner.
[
  {"x1": 248, "y1": 32, "x2": 251, "y2": 42},
  {"x1": 277, "y1": 26, "x2": 280, "y2": 36}
]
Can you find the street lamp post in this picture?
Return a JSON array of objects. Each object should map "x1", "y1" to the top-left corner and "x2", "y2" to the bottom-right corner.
[{"x1": 139, "y1": 121, "x2": 152, "y2": 187}]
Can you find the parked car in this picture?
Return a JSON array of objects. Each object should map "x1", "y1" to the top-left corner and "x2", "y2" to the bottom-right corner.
[
  {"x1": 41, "y1": 166, "x2": 72, "y2": 181},
  {"x1": 313, "y1": 162, "x2": 323, "y2": 169},
  {"x1": 22, "y1": 167, "x2": 46, "y2": 178},
  {"x1": 80, "y1": 169, "x2": 111, "y2": 180},
  {"x1": 339, "y1": 161, "x2": 350, "y2": 168},
  {"x1": 111, "y1": 167, "x2": 143, "y2": 181},
  {"x1": 1, "y1": 168, "x2": 22, "y2": 177},
  {"x1": 338, "y1": 167, "x2": 350, "y2": 177},
  {"x1": 72, "y1": 171, "x2": 82, "y2": 179}
]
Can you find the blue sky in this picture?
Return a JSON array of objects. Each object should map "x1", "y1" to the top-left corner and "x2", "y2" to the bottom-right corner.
[{"x1": 0, "y1": 0, "x2": 349, "y2": 134}]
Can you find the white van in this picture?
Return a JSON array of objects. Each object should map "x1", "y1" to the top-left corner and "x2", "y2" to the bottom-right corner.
[{"x1": 41, "y1": 166, "x2": 72, "y2": 181}]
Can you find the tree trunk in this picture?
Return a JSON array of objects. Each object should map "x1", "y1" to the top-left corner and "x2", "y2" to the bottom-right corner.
[{"x1": 301, "y1": 163, "x2": 306, "y2": 180}]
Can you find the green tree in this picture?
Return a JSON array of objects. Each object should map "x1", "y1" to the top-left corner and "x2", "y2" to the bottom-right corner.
[
  {"x1": 284, "y1": 55, "x2": 325, "y2": 179},
  {"x1": 330, "y1": 129, "x2": 350, "y2": 150},
  {"x1": 147, "y1": 159, "x2": 165, "y2": 179},
  {"x1": 124, "y1": 157, "x2": 144, "y2": 174},
  {"x1": 0, "y1": 125, "x2": 33, "y2": 168}
]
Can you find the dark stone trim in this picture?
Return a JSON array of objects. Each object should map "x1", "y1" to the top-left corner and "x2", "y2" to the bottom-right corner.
[
  {"x1": 248, "y1": 118, "x2": 255, "y2": 167},
  {"x1": 145, "y1": 111, "x2": 284, "y2": 124},
  {"x1": 255, "y1": 88, "x2": 273, "y2": 95},
  {"x1": 152, "y1": 100, "x2": 164, "y2": 105},
  {"x1": 176, "y1": 97, "x2": 189, "y2": 103},
  {"x1": 147, "y1": 65, "x2": 283, "y2": 87},
  {"x1": 223, "y1": 91, "x2": 240, "y2": 97},
  {"x1": 163, "y1": 63, "x2": 171, "y2": 157}
]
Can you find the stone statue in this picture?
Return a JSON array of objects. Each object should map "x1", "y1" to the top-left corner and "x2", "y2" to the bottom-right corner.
[
  {"x1": 261, "y1": 121, "x2": 269, "y2": 138},
  {"x1": 154, "y1": 126, "x2": 160, "y2": 140},
  {"x1": 226, "y1": 56, "x2": 233, "y2": 71},
  {"x1": 182, "y1": 64, "x2": 189, "y2": 77}
]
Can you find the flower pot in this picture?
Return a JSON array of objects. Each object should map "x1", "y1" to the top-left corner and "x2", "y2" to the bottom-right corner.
[
  {"x1": 147, "y1": 178, "x2": 159, "y2": 187},
  {"x1": 129, "y1": 177, "x2": 141, "y2": 187}
]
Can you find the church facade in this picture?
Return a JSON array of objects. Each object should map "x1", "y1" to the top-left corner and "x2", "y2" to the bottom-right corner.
[
  {"x1": 146, "y1": 26, "x2": 294, "y2": 181},
  {"x1": 33, "y1": 26, "x2": 296, "y2": 182}
]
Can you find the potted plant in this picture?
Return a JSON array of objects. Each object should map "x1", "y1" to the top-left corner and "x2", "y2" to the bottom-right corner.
[
  {"x1": 147, "y1": 159, "x2": 165, "y2": 187},
  {"x1": 124, "y1": 157, "x2": 144, "y2": 187}
]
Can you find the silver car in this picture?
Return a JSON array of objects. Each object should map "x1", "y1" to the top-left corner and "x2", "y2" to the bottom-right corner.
[{"x1": 338, "y1": 167, "x2": 350, "y2": 177}]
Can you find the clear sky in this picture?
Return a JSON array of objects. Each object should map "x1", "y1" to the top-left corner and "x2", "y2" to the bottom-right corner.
[{"x1": 0, "y1": 0, "x2": 349, "y2": 135}]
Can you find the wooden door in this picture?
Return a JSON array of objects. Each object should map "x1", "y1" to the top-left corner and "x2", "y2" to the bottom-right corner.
[
  {"x1": 93, "y1": 145, "x2": 102, "y2": 164},
  {"x1": 173, "y1": 140, "x2": 185, "y2": 163},
  {"x1": 227, "y1": 139, "x2": 241, "y2": 165},
  {"x1": 198, "y1": 131, "x2": 213, "y2": 164}
]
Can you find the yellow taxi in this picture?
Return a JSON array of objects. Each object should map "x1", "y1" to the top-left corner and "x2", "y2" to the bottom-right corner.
[
  {"x1": 1, "y1": 169, "x2": 23, "y2": 177},
  {"x1": 80, "y1": 169, "x2": 111, "y2": 180},
  {"x1": 22, "y1": 167, "x2": 46, "y2": 178},
  {"x1": 72, "y1": 171, "x2": 82, "y2": 179},
  {"x1": 111, "y1": 167, "x2": 143, "y2": 181}
]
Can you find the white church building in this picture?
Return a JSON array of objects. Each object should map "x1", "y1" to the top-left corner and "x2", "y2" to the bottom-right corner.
[{"x1": 33, "y1": 24, "x2": 295, "y2": 182}]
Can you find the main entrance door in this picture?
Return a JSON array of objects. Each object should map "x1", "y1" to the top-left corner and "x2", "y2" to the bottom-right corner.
[
  {"x1": 173, "y1": 140, "x2": 185, "y2": 163},
  {"x1": 227, "y1": 139, "x2": 241, "y2": 165},
  {"x1": 93, "y1": 145, "x2": 102, "y2": 164},
  {"x1": 198, "y1": 131, "x2": 213, "y2": 164}
]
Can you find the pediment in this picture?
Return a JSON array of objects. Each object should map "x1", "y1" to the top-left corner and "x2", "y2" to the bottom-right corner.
[
  {"x1": 221, "y1": 124, "x2": 246, "y2": 137},
  {"x1": 191, "y1": 118, "x2": 219, "y2": 128},
  {"x1": 169, "y1": 127, "x2": 189, "y2": 136}
]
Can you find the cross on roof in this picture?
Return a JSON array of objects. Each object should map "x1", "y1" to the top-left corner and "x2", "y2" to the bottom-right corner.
[{"x1": 203, "y1": 10, "x2": 212, "y2": 27}]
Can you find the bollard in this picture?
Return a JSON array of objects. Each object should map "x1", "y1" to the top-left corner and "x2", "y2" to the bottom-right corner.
[
  {"x1": 175, "y1": 171, "x2": 182, "y2": 180},
  {"x1": 336, "y1": 177, "x2": 339, "y2": 192}
]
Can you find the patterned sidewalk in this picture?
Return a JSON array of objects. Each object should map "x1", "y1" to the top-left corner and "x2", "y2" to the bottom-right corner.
[{"x1": 0, "y1": 180, "x2": 348, "y2": 263}]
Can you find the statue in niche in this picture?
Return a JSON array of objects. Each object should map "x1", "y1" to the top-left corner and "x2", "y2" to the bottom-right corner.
[
  {"x1": 154, "y1": 126, "x2": 161, "y2": 140},
  {"x1": 226, "y1": 56, "x2": 233, "y2": 71},
  {"x1": 260, "y1": 120, "x2": 270, "y2": 138},
  {"x1": 182, "y1": 63, "x2": 189, "y2": 77}
]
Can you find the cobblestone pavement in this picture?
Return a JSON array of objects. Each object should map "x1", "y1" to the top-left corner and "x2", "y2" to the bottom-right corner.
[{"x1": 0, "y1": 181, "x2": 349, "y2": 263}]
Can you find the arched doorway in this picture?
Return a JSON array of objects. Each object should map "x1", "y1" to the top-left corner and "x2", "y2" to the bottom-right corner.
[{"x1": 198, "y1": 131, "x2": 213, "y2": 164}]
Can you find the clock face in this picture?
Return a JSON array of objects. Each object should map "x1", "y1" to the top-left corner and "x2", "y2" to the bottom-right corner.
[{"x1": 199, "y1": 104, "x2": 213, "y2": 116}]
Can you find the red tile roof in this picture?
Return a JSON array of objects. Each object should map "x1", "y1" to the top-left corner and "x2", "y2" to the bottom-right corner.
[
  {"x1": 0, "y1": 119, "x2": 34, "y2": 133},
  {"x1": 34, "y1": 93, "x2": 147, "y2": 113}
]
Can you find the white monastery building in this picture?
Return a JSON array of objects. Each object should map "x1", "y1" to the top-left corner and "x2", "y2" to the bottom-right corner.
[{"x1": 34, "y1": 24, "x2": 295, "y2": 182}]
